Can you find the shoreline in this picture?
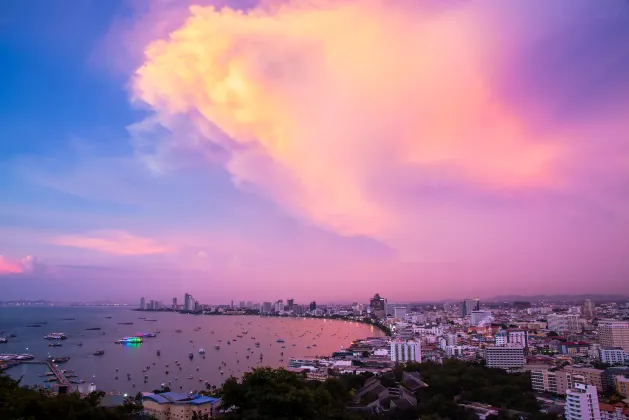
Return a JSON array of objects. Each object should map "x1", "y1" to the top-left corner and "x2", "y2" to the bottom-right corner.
[{"x1": 133, "y1": 307, "x2": 392, "y2": 337}]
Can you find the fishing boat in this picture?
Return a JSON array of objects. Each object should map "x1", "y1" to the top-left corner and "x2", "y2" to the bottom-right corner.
[
  {"x1": 94, "y1": 350, "x2": 105, "y2": 356},
  {"x1": 214, "y1": 345, "x2": 220, "y2": 350},
  {"x1": 276, "y1": 339, "x2": 285, "y2": 343},
  {"x1": 198, "y1": 348, "x2": 205, "y2": 354},
  {"x1": 44, "y1": 333, "x2": 67, "y2": 340},
  {"x1": 157, "y1": 350, "x2": 161, "y2": 356},
  {"x1": 188, "y1": 352, "x2": 194, "y2": 360},
  {"x1": 49, "y1": 342, "x2": 62, "y2": 347}
]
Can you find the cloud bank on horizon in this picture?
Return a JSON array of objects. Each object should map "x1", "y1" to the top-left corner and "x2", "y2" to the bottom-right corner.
[{"x1": 2, "y1": 0, "x2": 629, "y2": 301}]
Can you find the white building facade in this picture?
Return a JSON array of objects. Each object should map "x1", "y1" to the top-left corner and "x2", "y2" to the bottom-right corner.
[
  {"x1": 565, "y1": 383, "x2": 601, "y2": 420},
  {"x1": 485, "y1": 344, "x2": 525, "y2": 371},
  {"x1": 390, "y1": 340, "x2": 422, "y2": 363}
]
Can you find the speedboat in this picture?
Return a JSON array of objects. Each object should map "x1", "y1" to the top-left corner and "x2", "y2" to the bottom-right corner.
[
  {"x1": 199, "y1": 348, "x2": 205, "y2": 354},
  {"x1": 188, "y1": 352, "x2": 194, "y2": 359}
]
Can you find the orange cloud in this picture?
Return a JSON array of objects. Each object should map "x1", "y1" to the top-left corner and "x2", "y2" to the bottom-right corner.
[
  {"x1": 53, "y1": 230, "x2": 172, "y2": 255},
  {"x1": 132, "y1": 0, "x2": 561, "y2": 241}
]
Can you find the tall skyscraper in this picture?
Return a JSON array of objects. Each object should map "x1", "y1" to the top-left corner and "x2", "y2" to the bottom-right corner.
[
  {"x1": 309, "y1": 301, "x2": 317, "y2": 311},
  {"x1": 460, "y1": 298, "x2": 480, "y2": 317},
  {"x1": 140, "y1": 297, "x2": 145, "y2": 310},
  {"x1": 581, "y1": 299, "x2": 595, "y2": 319},
  {"x1": 287, "y1": 299, "x2": 294, "y2": 310},
  {"x1": 184, "y1": 293, "x2": 191, "y2": 311},
  {"x1": 370, "y1": 293, "x2": 386, "y2": 318},
  {"x1": 172, "y1": 297, "x2": 177, "y2": 310},
  {"x1": 262, "y1": 302, "x2": 272, "y2": 313}
]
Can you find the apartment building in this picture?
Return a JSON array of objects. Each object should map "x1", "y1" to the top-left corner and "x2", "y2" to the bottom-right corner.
[
  {"x1": 565, "y1": 383, "x2": 601, "y2": 420},
  {"x1": 485, "y1": 344, "x2": 525, "y2": 371},
  {"x1": 599, "y1": 321, "x2": 629, "y2": 352}
]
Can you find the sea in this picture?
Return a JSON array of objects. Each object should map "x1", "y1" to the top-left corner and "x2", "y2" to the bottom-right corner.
[{"x1": 0, "y1": 306, "x2": 382, "y2": 394}]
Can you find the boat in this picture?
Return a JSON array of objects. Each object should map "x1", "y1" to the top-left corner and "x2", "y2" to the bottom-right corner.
[
  {"x1": 49, "y1": 342, "x2": 62, "y2": 347},
  {"x1": 176, "y1": 329, "x2": 182, "y2": 333},
  {"x1": 187, "y1": 376, "x2": 193, "y2": 379},
  {"x1": 0, "y1": 337, "x2": 7, "y2": 343},
  {"x1": 118, "y1": 322, "x2": 133, "y2": 325},
  {"x1": 94, "y1": 350, "x2": 105, "y2": 356},
  {"x1": 26, "y1": 324, "x2": 42, "y2": 327},
  {"x1": 116, "y1": 337, "x2": 143, "y2": 344},
  {"x1": 9, "y1": 334, "x2": 16, "y2": 338},
  {"x1": 77, "y1": 342, "x2": 83, "y2": 346},
  {"x1": 214, "y1": 345, "x2": 220, "y2": 350},
  {"x1": 157, "y1": 350, "x2": 161, "y2": 356},
  {"x1": 188, "y1": 352, "x2": 194, "y2": 359},
  {"x1": 85, "y1": 327, "x2": 101, "y2": 330},
  {"x1": 227, "y1": 341, "x2": 231, "y2": 345},
  {"x1": 105, "y1": 316, "x2": 112, "y2": 319},
  {"x1": 52, "y1": 357, "x2": 70, "y2": 363},
  {"x1": 276, "y1": 339, "x2": 285, "y2": 343},
  {"x1": 44, "y1": 333, "x2": 67, "y2": 340},
  {"x1": 61, "y1": 318, "x2": 75, "y2": 321},
  {"x1": 198, "y1": 348, "x2": 205, "y2": 354}
]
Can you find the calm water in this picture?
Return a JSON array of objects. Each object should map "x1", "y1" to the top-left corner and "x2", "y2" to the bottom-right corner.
[{"x1": 0, "y1": 307, "x2": 381, "y2": 394}]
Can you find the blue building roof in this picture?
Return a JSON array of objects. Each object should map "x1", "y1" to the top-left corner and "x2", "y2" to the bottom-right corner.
[
  {"x1": 143, "y1": 392, "x2": 220, "y2": 405},
  {"x1": 160, "y1": 392, "x2": 191, "y2": 402},
  {"x1": 143, "y1": 394, "x2": 169, "y2": 404},
  {"x1": 188, "y1": 396, "x2": 219, "y2": 405}
]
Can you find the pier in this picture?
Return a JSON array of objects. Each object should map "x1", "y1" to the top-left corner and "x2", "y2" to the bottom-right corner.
[{"x1": 45, "y1": 358, "x2": 71, "y2": 392}]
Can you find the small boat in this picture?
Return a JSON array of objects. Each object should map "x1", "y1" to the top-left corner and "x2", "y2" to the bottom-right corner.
[
  {"x1": 215, "y1": 345, "x2": 220, "y2": 350},
  {"x1": 187, "y1": 376, "x2": 193, "y2": 379},
  {"x1": 276, "y1": 339, "x2": 285, "y2": 343},
  {"x1": 49, "y1": 342, "x2": 62, "y2": 347},
  {"x1": 77, "y1": 342, "x2": 83, "y2": 347},
  {"x1": 85, "y1": 327, "x2": 101, "y2": 330},
  {"x1": 189, "y1": 352, "x2": 194, "y2": 359},
  {"x1": 93, "y1": 350, "x2": 105, "y2": 356},
  {"x1": 199, "y1": 348, "x2": 205, "y2": 354},
  {"x1": 157, "y1": 350, "x2": 161, "y2": 356},
  {"x1": 118, "y1": 322, "x2": 133, "y2": 325},
  {"x1": 176, "y1": 329, "x2": 182, "y2": 333}
]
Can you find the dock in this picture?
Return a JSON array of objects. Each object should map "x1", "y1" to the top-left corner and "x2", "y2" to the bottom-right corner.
[{"x1": 45, "y1": 358, "x2": 71, "y2": 390}]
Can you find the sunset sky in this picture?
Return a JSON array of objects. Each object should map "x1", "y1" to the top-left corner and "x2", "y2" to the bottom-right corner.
[{"x1": 2, "y1": 0, "x2": 629, "y2": 303}]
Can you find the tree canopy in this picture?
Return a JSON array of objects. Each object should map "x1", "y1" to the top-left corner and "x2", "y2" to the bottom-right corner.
[{"x1": 0, "y1": 374, "x2": 141, "y2": 420}]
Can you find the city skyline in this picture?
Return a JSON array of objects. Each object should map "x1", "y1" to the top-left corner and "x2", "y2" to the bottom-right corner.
[{"x1": 2, "y1": 0, "x2": 629, "y2": 302}]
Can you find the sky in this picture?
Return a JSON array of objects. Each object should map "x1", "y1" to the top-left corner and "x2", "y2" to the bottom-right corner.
[{"x1": 1, "y1": 0, "x2": 629, "y2": 304}]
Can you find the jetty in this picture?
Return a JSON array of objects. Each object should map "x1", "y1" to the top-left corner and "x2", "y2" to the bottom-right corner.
[{"x1": 45, "y1": 358, "x2": 71, "y2": 392}]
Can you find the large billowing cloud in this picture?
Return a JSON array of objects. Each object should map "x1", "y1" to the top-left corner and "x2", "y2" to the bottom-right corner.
[{"x1": 128, "y1": 0, "x2": 629, "y2": 264}]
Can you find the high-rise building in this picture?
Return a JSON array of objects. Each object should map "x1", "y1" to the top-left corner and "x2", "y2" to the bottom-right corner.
[
  {"x1": 172, "y1": 298, "x2": 177, "y2": 310},
  {"x1": 149, "y1": 300, "x2": 155, "y2": 310},
  {"x1": 485, "y1": 344, "x2": 525, "y2": 371},
  {"x1": 287, "y1": 299, "x2": 294, "y2": 310},
  {"x1": 390, "y1": 340, "x2": 421, "y2": 363},
  {"x1": 140, "y1": 297, "x2": 146, "y2": 310},
  {"x1": 470, "y1": 310, "x2": 492, "y2": 326},
  {"x1": 460, "y1": 298, "x2": 480, "y2": 317},
  {"x1": 370, "y1": 293, "x2": 386, "y2": 318},
  {"x1": 274, "y1": 300, "x2": 283, "y2": 313},
  {"x1": 262, "y1": 302, "x2": 272, "y2": 313},
  {"x1": 246, "y1": 301, "x2": 252, "y2": 309},
  {"x1": 507, "y1": 329, "x2": 529, "y2": 347},
  {"x1": 184, "y1": 293, "x2": 192, "y2": 311},
  {"x1": 495, "y1": 330, "x2": 507, "y2": 346},
  {"x1": 239, "y1": 301, "x2": 245, "y2": 309},
  {"x1": 547, "y1": 314, "x2": 582, "y2": 333},
  {"x1": 582, "y1": 300, "x2": 595, "y2": 319},
  {"x1": 394, "y1": 307, "x2": 407, "y2": 319},
  {"x1": 309, "y1": 301, "x2": 317, "y2": 311},
  {"x1": 600, "y1": 347, "x2": 627, "y2": 364},
  {"x1": 598, "y1": 320, "x2": 629, "y2": 352},
  {"x1": 565, "y1": 383, "x2": 601, "y2": 420}
]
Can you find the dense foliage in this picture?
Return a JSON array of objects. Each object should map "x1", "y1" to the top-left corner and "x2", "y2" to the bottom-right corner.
[
  {"x1": 0, "y1": 374, "x2": 140, "y2": 420},
  {"x1": 220, "y1": 367, "x2": 367, "y2": 419}
]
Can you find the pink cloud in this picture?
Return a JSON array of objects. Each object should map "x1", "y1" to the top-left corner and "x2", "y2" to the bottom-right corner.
[
  {"x1": 127, "y1": 0, "x2": 578, "y2": 250},
  {"x1": 0, "y1": 255, "x2": 36, "y2": 275},
  {"x1": 52, "y1": 230, "x2": 173, "y2": 256}
]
